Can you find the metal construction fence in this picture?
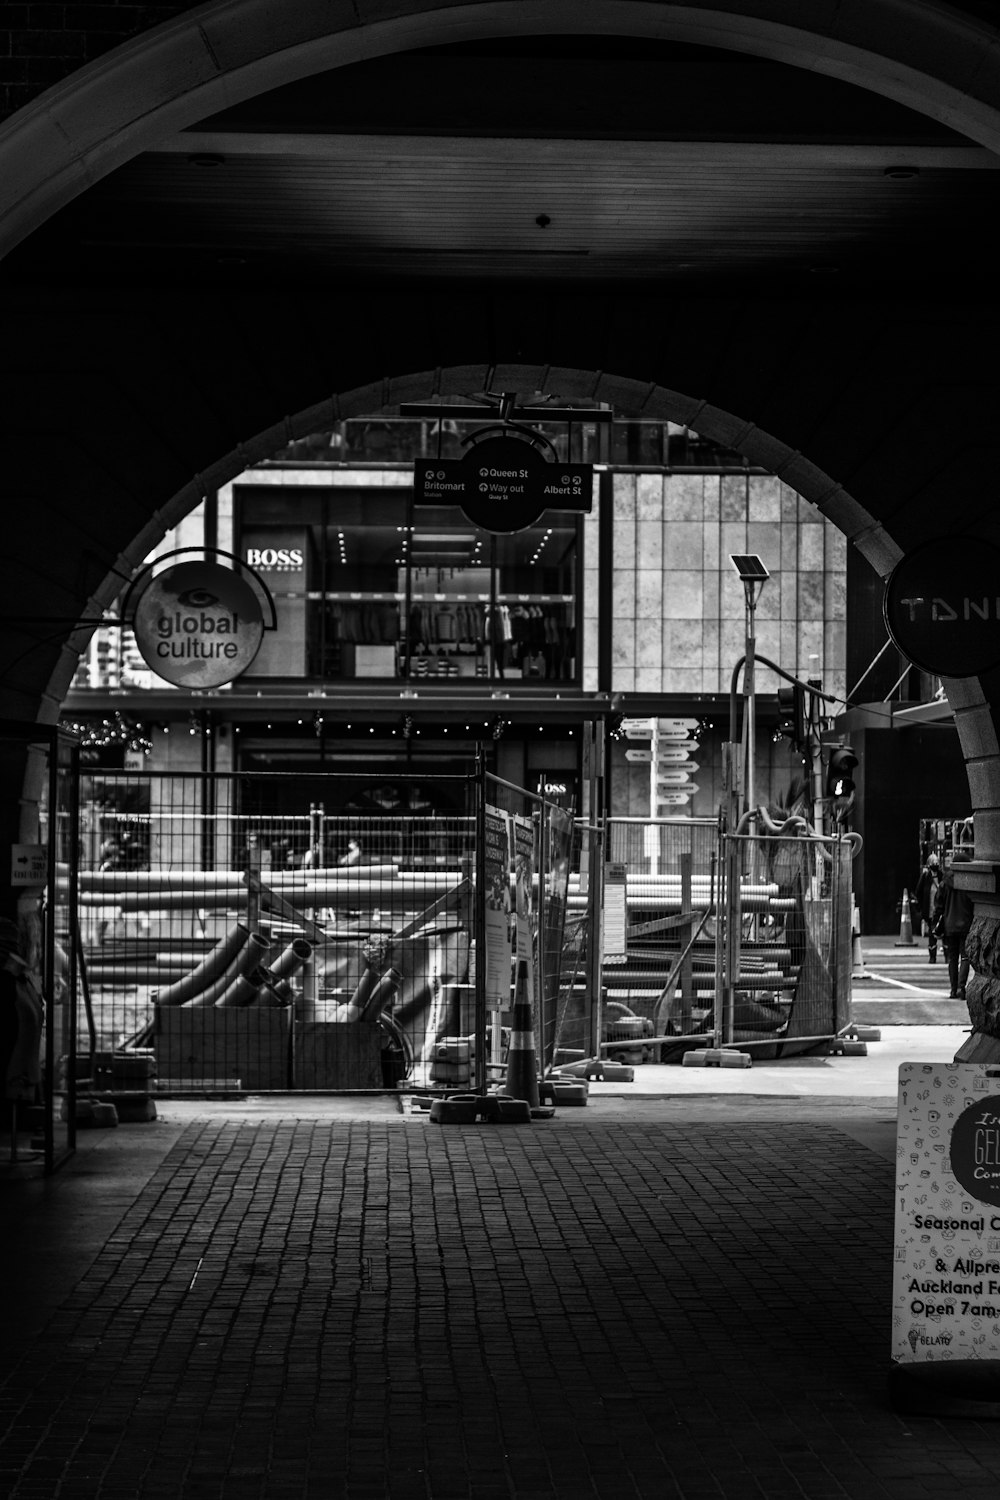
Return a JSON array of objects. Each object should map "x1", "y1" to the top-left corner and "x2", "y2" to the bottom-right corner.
[
  {"x1": 73, "y1": 769, "x2": 478, "y2": 1094},
  {"x1": 597, "y1": 819, "x2": 854, "y2": 1063},
  {"x1": 61, "y1": 771, "x2": 857, "y2": 1099},
  {"x1": 484, "y1": 774, "x2": 585, "y2": 1078}
]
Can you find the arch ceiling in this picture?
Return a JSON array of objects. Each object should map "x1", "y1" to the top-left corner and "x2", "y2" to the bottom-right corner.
[{"x1": 1, "y1": 0, "x2": 1000, "y2": 865}]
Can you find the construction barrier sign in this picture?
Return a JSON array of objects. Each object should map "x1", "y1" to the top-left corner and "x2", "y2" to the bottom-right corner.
[
  {"x1": 893, "y1": 1062, "x2": 1000, "y2": 1367},
  {"x1": 483, "y1": 807, "x2": 512, "y2": 1005},
  {"x1": 603, "y1": 860, "x2": 628, "y2": 964}
]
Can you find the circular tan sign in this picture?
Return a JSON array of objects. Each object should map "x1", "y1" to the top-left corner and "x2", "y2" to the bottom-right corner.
[
  {"x1": 884, "y1": 536, "x2": 1000, "y2": 678},
  {"x1": 132, "y1": 560, "x2": 265, "y2": 688}
]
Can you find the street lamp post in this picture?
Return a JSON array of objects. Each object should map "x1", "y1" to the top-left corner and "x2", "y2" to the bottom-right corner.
[
  {"x1": 719, "y1": 554, "x2": 769, "y2": 1048},
  {"x1": 730, "y1": 554, "x2": 770, "y2": 821}
]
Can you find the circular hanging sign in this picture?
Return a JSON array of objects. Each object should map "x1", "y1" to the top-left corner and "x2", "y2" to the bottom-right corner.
[
  {"x1": 458, "y1": 435, "x2": 589, "y2": 533},
  {"x1": 132, "y1": 560, "x2": 265, "y2": 688},
  {"x1": 950, "y1": 1094, "x2": 1000, "y2": 1208},
  {"x1": 884, "y1": 536, "x2": 1000, "y2": 678}
]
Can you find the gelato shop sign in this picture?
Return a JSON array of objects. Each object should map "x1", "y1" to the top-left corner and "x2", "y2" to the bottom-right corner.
[
  {"x1": 892, "y1": 1064, "x2": 1000, "y2": 1374},
  {"x1": 128, "y1": 555, "x2": 273, "y2": 688}
]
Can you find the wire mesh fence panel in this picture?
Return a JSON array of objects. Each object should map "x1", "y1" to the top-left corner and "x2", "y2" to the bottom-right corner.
[
  {"x1": 600, "y1": 819, "x2": 721, "y2": 1061},
  {"x1": 75, "y1": 770, "x2": 476, "y2": 1092},
  {"x1": 484, "y1": 776, "x2": 580, "y2": 1076},
  {"x1": 694, "y1": 829, "x2": 854, "y2": 1060},
  {"x1": 605, "y1": 817, "x2": 718, "y2": 879}
]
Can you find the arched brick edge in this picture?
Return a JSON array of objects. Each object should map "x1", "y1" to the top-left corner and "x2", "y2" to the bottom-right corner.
[{"x1": 3, "y1": 0, "x2": 1000, "y2": 258}]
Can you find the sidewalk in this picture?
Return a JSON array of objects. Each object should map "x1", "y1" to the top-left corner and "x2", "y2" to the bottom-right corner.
[{"x1": 3, "y1": 1012, "x2": 998, "y2": 1500}]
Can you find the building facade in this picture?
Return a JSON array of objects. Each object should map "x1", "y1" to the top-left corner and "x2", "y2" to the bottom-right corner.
[{"x1": 65, "y1": 407, "x2": 850, "y2": 858}]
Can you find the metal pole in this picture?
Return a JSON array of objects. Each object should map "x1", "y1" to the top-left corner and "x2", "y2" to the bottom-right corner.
[
  {"x1": 538, "y1": 801, "x2": 549, "y2": 1071},
  {"x1": 713, "y1": 824, "x2": 726, "y2": 1046},
  {"x1": 585, "y1": 721, "x2": 606, "y2": 1061},
  {"x1": 474, "y1": 747, "x2": 487, "y2": 1094},
  {"x1": 744, "y1": 583, "x2": 757, "y2": 821}
]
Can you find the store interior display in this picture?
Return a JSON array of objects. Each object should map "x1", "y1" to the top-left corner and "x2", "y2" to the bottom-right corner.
[{"x1": 238, "y1": 487, "x2": 578, "y2": 684}]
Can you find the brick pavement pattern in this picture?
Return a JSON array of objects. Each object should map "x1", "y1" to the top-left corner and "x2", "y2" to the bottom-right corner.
[{"x1": 4, "y1": 1117, "x2": 1000, "y2": 1498}]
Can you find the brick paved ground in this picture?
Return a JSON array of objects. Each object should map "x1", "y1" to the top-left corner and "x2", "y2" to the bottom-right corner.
[{"x1": 3, "y1": 1111, "x2": 1000, "y2": 1498}]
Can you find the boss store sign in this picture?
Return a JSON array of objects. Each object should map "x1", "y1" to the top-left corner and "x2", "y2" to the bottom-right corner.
[
  {"x1": 242, "y1": 528, "x2": 308, "y2": 676},
  {"x1": 245, "y1": 541, "x2": 306, "y2": 574}
]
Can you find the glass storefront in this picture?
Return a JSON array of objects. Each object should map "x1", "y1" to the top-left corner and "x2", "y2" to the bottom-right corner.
[{"x1": 237, "y1": 486, "x2": 579, "y2": 684}]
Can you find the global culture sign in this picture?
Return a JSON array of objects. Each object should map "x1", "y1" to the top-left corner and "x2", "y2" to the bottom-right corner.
[{"x1": 132, "y1": 559, "x2": 267, "y2": 688}]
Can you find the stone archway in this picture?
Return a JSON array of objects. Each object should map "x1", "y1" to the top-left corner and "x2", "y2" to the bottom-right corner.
[
  {"x1": 2, "y1": 2, "x2": 1000, "y2": 1049},
  {"x1": 4, "y1": 0, "x2": 1000, "y2": 258},
  {"x1": 50, "y1": 360, "x2": 1000, "y2": 1054}
]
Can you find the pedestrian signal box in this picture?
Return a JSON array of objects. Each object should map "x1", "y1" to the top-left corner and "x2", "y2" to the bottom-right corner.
[{"x1": 825, "y1": 743, "x2": 858, "y2": 799}]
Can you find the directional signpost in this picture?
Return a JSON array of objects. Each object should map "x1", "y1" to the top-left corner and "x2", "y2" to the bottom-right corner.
[
  {"x1": 657, "y1": 717, "x2": 700, "y2": 741},
  {"x1": 656, "y1": 768, "x2": 696, "y2": 786},
  {"x1": 622, "y1": 718, "x2": 656, "y2": 740},
  {"x1": 653, "y1": 718, "x2": 700, "y2": 823},
  {"x1": 617, "y1": 716, "x2": 702, "y2": 829}
]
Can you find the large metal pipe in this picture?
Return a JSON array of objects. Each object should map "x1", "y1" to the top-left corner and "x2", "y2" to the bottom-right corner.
[
  {"x1": 153, "y1": 922, "x2": 250, "y2": 1007},
  {"x1": 216, "y1": 951, "x2": 307, "y2": 1008},
  {"x1": 69, "y1": 864, "x2": 400, "y2": 894},
  {"x1": 93, "y1": 879, "x2": 455, "y2": 912},
  {"x1": 268, "y1": 937, "x2": 312, "y2": 981},
  {"x1": 214, "y1": 972, "x2": 263, "y2": 1008},
  {"x1": 181, "y1": 930, "x2": 271, "y2": 1009},
  {"x1": 79, "y1": 882, "x2": 242, "y2": 906}
]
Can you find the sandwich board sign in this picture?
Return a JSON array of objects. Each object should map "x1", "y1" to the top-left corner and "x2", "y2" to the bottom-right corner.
[{"x1": 893, "y1": 1062, "x2": 1000, "y2": 1369}]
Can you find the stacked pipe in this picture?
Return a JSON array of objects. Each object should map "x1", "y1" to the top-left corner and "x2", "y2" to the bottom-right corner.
[
  {"x1": 149, "y1": 924, "x2": 313, "y2": 1010},
  {"x1": 567, "y1": 873, "x2": 786, "y2": 915},
  {"x1": 68, "y1": 865, "x2": 459, "y2": 913}
]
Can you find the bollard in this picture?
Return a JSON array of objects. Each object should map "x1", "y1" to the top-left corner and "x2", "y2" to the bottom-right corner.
[{"x1": 505, "y1": 960, "x2": 540, "y2": 1109}]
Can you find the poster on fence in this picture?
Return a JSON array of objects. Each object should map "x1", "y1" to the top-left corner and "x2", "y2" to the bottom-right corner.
[
  {"x1": 512, "y1": 815, "x2": 536, "y2": 996},
  {"x1": 484, "y1": 806, "x2": 513, "y2": 1005},
  {"x1": 542, "y1": 806, "x2": 573, "y2": 1014},
  {"x1": 893, "y1": 1062, "x2": 1000, "y2": 1367},
  {"x1": 603, "y1": 860, "x2": 628, "y2": 964}
]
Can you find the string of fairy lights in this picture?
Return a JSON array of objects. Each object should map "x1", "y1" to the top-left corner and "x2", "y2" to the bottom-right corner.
[
  {"x1": 61, "y1": 711, "x2": 714, "y2": 749},
  {"x1": 60, "y1": 711, "x2": 152, "y2": 754}
]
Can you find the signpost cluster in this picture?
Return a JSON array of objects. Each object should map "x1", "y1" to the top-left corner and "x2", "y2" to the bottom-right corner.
[{"x1": 621, "y1": 716, "x2": 700, "y2": 818}]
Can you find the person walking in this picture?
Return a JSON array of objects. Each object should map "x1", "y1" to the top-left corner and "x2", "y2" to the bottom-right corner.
[
  {"x1": 933, "y1": 848, "x2": 974, "y2": 1000},
  {"x1": 914, "y1": 851, "x2": 942, "y2": 963}
]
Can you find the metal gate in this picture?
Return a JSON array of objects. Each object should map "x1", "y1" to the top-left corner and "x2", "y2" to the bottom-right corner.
[{"x1": 75, "y1": 768, "x2": 478, "y2": 1093}]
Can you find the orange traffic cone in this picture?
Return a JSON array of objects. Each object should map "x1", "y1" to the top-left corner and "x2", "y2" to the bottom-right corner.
[
  {"x1": 895, "y1": 888, "x2": 915, "y2": 947},
  {"x1": 504, "y1": 960, "x2": 540, "y2": 1108}
]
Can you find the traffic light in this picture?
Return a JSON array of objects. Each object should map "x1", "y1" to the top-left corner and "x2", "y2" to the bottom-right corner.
[
  {"x1": 826, "y1": 743, "x2": 858, "y2": 799},
  {"x1": 777, "y1": 683, "x2": 807, "y2": 748}
]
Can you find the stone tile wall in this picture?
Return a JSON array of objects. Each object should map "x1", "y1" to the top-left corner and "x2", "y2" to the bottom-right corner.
[{"x1": 582, "y1": 472, "x2": 846, "y2": 701}]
